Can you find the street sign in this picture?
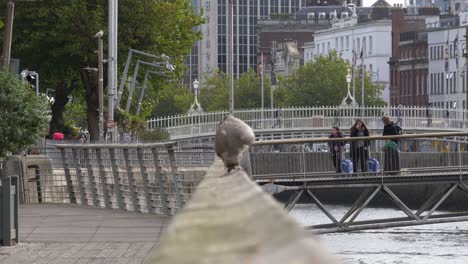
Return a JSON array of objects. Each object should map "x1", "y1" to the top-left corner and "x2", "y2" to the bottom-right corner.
[{"x1": 106, "y1": 120, "x2": 116, "y2": 128}]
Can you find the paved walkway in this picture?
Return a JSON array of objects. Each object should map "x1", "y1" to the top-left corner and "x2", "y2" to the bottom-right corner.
[{"x1": 0, "y1": 204, "x2": 170, "y2": 264}]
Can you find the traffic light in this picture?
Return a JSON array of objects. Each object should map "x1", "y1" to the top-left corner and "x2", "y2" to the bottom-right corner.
[{"x1": 20, "y1": 69, "x2": 39, "y2": 95}]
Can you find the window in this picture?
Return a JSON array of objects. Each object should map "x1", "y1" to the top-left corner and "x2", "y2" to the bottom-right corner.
[
  {"x1": 454, "y1": 73, "x2": 457, "y2": 93},
  {"x1": 369, "y1": 36, "x2": 373, "y2": 54},
  {"x1": 362, "y1": 37, "x2": 366, "y2": 54},
  {"x1": 446, "y1": 75, "x2": 449, "y2": 94},
  {"x1": 357, "y1": 38, "x2": 360, "y2": 53},
  {"x1": 335, "y1": 38, "x2": 339, "y2": 50},
  {"x1": 340, "y1": 36, "x2": 344, "y2": 51},
  {"x1": 463, "y1": 73, "x2": 466, "y2": 92},
  {"x1": 346, "y1": 36, "x2": 349, "y2": 50},
  {"x1": 415, "y1": 73, "x2": 418, "y2": 95},
  {"x1": 431, "y1": 73, "x2": 434, "y2": 94}
]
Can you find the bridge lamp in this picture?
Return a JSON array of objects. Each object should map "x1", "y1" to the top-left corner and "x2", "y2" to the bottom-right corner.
[
  {"x1": 346, "y1": 68, "x2": 352, "y2": 88},
  {"x1": 187, "y1": 79, "x2": 204, "y2": 115},
  {"x1": 193, "y1": 79, "x2": 199, "y2": 94}
]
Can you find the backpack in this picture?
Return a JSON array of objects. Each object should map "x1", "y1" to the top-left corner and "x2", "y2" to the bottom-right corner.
[{"x1": 394, "y1": 124, "x2": 403, "y2": 135}]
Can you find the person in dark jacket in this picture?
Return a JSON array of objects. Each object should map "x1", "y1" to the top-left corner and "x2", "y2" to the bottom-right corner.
[
  {"x1": 328, "y1": 126, "x2": 345, "y2": 173},
  {"x1": 382, "y1": 116, "x2": 400, "y2": 173},
  {"x1": 350, "y1": 119, "x2": 370, "y2": 173}
]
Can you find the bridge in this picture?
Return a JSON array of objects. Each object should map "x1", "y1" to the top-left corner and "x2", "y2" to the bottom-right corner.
[{"x1": 147, "y1": 105, "x2": 468, "y2": 140}]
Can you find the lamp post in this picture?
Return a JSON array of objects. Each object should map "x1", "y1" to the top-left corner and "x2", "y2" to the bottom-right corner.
[
  {"x1": 94, "y1": 30, "x2": 104, "y2": 141},
  {"x1": 228, "y1": 0, "x2": 234, "y2": 114},
  {"x1": 1, "y1": 0, "x2": 14, "y2": 72},
  {"x1": 346, "y1": 68, "x2": 352, "y2": 116},
  {"x1": 193, "y1": 78, "x2": 199, "y2": 97},
  {"x1": 187, "y1": 78, "x2": 204, "y2": 115},
  {"x1": 346, "y1": 68, "x2": 352, "y2": 94}
]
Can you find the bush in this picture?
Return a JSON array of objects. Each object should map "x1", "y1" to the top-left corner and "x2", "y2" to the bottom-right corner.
[
  {"x1": 0, "y1": 72, "x2": 49, "y2": 159},
  {"x1": 138, "y1": 127, "x2": 170, "y2": 142}
]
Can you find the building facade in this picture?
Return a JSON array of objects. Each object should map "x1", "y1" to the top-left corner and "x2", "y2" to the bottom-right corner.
[
  {"x1": 388, "y1": 8, "x2": 435, "y2": 106},
  {"x1": 304, "y1": 16, "x2": 392, "y2": 103},
  {"x1": 427, "y1": 15, "x2": 467, "y2": 110},
  {"x1": 196, "y1": 0, "x2": 308, "y2": 84},
  {"x1": 390, "y1": 31, "x2": 429, "y2": 106}
]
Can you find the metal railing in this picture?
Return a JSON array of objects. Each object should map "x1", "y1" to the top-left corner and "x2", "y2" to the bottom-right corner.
[
  {"x1": 250, "y1": 131, "x2": 468, "y2": 180},
  {"x1": 147, "y1": 106, "x2": 468, "y2": 139},
  {"x1": 20, "y1": 142, "x2": 213, "y2": 216}
]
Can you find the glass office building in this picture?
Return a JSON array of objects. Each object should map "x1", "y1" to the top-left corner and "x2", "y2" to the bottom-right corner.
[{"x1": 214, "y1": 0, "x2": 307, "y2": 76}]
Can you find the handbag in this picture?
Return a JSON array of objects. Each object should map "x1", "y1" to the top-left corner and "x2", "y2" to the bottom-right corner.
[{"x1": 384, "y1": 140, "x2": 398, "y2": 150}]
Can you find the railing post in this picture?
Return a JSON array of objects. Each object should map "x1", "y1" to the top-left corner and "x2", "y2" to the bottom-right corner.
[
  {"x1": 59, "y1": 148, "x2": 77, "y2": 204},
  {"x1": 151, "y1": 147, "x2": 169, "y2": 215},
  {"x1": 71, "y1": 148, "x2": 87, "y2": 205},
  {"x1": 108, "y1": 148, "x2": 125, "y2": 210},
  {"x1": 83, "y1": 148, "x2": 99, "y2": 207},
  {"x1": 137, "y1": 147, "x2": 154, "y2": 213},
  {"x1": 95, "y1": 148, "x2": 111, "y2": 209},
  {"x1": 123, "y1": 148, "x2": 140, "y2": 212},
  {"x1": 166, "y1": 144, "x2": 183, "y2": 211}
]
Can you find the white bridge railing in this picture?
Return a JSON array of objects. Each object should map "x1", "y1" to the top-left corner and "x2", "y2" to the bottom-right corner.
[{"x1": 147, "y1": 106, "x2": 468, "y2": 139}]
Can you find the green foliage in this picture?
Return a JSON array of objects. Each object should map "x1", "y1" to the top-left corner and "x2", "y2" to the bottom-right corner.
[
  {"x1": 137, "y1": 127, "x2": 170, "y2": 142},
  {"x1": 275, "y1": 51, "x2": 386, "y2": 107},
  {"x1": 151, "y1": 82, "x2": 194, "y2": 117},
  {"x1": 199, "y1": 69, "x2": 271, "y2": 111},
  {"x1": 115, "y1": 107, "x2": 146, "y2": 135},
  {"x1": 64, "y1": 98, "x2": 87, "y2": 130},
  {"x1": 199, "y1": 71, "x2": 229, "y2": 111},
  {"x1": 0, "y1": 72, "x2": 49, "y2": 158},
  {"x1": 3, "y1": 0, "x2": 204, "y2": 128}
]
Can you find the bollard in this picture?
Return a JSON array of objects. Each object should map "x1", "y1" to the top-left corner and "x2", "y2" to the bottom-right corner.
[{"x1": 1, "y1": 175, "x2": 19, "y2": 246}]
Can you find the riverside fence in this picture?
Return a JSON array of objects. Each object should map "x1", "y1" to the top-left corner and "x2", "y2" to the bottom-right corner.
[{"x1": 16, "y1": 142, "x2": 214, "y2": 216}]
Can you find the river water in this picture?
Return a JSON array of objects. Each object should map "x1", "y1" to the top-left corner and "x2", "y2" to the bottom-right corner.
[{"x1": 290, "y1": 204, "x2": 468, "y2": 264}]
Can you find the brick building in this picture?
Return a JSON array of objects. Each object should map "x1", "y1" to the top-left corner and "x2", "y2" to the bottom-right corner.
[{"x1": 388, "y1": 7, "x2": 439, "y2": 106}]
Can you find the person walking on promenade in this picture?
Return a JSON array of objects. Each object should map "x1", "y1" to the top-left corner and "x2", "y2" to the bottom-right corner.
[
  {"x1": 350, "y1": 119, "x2": 370, "y2": 173},
  {"x1": 328, "y1": 126, "x2": 345, "y2": 173}
]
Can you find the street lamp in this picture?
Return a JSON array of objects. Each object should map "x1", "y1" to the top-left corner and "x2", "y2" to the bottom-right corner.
[
  {"x1": 193, "y1": 78, "x2": 199, "y2": 95},
  {"x1": 187, "y1": 78, "x2": 204, "y2": 115},
  {"x1": 94, "y1": 30, "x2": 104, "y2": 141},
  {"x1": 340, "y1": 68, "x2": 357, "y2": 109},
  {"x1": 346, "y1": 68, "x2": 352, "y2": 90}
]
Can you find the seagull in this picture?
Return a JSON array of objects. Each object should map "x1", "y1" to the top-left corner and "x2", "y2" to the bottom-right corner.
[
  {"x1": 93, "y1": 30, "x2": 104, "y2": 38},
  {"x1": 215, "y1": 115, "x2": 255, "y2": 173}
]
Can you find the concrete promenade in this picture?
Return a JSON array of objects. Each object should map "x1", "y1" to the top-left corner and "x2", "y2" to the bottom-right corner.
[{"x1": 0, "y1": 204, "x2": 170, "y2": 264}]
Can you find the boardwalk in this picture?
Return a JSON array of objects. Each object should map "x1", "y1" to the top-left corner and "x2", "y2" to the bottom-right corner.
[{"x1": 0, "y1": 204, "x2": 170, "y2": 264}]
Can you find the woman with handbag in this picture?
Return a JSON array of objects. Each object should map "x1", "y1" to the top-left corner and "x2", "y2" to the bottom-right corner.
[{"x1": 382, "y1": 116, "x2": 400, "y2": 174}]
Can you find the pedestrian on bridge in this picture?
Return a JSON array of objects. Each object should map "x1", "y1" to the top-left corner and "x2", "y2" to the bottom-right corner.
[
  {"x1": 350, "y1": 119, "x2": 370, "y2": 174},
  {"x1": 328, "y1": 126, "x2": 345, "y2": 173},
  {"x1": 382, "y1": 116, "x2": 401, "y2": 174}
]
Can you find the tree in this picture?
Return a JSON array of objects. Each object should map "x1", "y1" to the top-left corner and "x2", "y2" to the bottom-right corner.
[
  {"x1": 275, "y1": 51, "x2": 386, "y2": 107},
  {"x1": 3, "y1": 0, "x2": 204, "y2": 139},
  {"x1": 151, "y1": 82, "x2": 194, "y2": 117},
  {"x1": 0, "y1": 72, "x2": 49, "y2": 168},
  {"x1": 199, "y1": 69, "x2": 271, "y2": 111}
]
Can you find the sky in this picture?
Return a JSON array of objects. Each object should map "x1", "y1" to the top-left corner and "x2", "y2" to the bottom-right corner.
[{"x1": 363, "y1": 0, "x2": 405, "y2": 7}]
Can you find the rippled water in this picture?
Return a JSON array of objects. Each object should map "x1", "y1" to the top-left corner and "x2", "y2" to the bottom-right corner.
[{"x1": 290, "y1": 204, "x2": 468, "y2": 264}]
